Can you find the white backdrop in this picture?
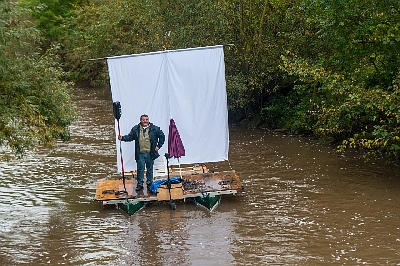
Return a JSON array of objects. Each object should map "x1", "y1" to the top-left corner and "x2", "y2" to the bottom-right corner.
[{"x1": 107, "y1": 45, "x2": 228, "y2": 172}]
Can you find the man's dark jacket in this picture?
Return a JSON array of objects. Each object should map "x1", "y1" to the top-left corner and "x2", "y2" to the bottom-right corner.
[{"x1": 121, "y1": 123, "x2": 165, "y2": 161}]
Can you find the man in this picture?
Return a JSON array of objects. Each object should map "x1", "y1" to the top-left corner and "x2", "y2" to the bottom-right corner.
[{"x1": 118, "y1": 114, "x2": 165, "y2": 191}]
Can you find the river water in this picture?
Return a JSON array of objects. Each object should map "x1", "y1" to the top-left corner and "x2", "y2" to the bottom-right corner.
[{"x1": 1, "y1": 86, "x2": 400, "y2": 265}]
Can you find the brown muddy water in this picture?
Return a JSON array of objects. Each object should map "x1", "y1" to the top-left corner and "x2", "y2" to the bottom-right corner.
[{"x1": 1, "y1": 86, "x2": 400, "y2": 266}]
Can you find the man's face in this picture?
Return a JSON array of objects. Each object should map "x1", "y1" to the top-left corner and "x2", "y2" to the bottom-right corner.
[{"x1": 140, "y1": 116, "x2": 149, "y2": 127}]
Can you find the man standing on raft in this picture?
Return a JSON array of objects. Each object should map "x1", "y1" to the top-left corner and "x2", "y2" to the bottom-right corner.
[{"x1": 118, "y1": 114, "x2": 165, "y2": 191}]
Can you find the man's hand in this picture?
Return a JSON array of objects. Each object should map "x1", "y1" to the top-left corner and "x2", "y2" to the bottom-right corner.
[
  {"x1": 118, "y1": 135, "x2": 122, "y2": 140},
  {"x1": 155, "y1": 146, "x2": 159, "y2": 152}
]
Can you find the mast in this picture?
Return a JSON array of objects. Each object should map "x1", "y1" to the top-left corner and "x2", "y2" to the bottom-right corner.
[{"x1": 162, "y1": 30, "x2": 171, "y2": 50}]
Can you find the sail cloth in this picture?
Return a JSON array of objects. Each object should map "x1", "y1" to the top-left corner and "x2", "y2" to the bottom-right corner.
[
  {"x1": 168, "y1": 118, "x2": 185, "y2": 159},
  {"x1": 107, "y1": 45, "x2": 228, "y2": 172}
]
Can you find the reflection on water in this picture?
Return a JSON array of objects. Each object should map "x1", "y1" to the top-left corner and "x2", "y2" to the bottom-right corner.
[{"x1": 1, "y1": 86, "x2": 400, "y2": 265}]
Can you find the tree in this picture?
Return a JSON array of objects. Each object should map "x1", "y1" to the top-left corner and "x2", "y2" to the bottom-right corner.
[
  {"x1": 280, "y1": 0, "x2": 400, "y2": 160},
  {"x1": 0, "y1": 1, "x2": 76, "y2": 159},
  {"x1": 65, "y1": 0, "x2": 303, "y2": 121},
  {"x1": 64, "y1": 0, "x2": 163, "y2": 85},
  {"x1": 64, "y1": 0, "x2": 232, "y2": 85},
  {"x1": 23, "y1": 0, "x2": 85, "y2": 46}
]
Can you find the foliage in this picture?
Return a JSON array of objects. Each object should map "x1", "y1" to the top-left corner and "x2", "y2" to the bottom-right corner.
[
  {"x1": 226, "y1": 74, "x2": 253, "y2": 122},
  {"x1": 262, "y1": 90, "x2": 313, "y2": 133},
  {"x1": 56, "y1": 0, "x2": 400, "y2": 160},
  {"x1": 3, "y1": 0, "x2": 398, "y2": 160},
  {"x1": 64, "y1": 0, "x2": 164, "y2": 85},
  {"x1": 221, "y1": 0, "x2": 305, "y2": 115},
  {"x1": 65, "y1": 0, "x2": 305, "y2": 115},
  {"x1": 158, "y1": 0, "x2": 229, "y2": 49},
  {"x1": 280, "y1": 0, "x2": 400, "y2": 160},
  {"x1": 64, "y1": 0, "x2": 233, "y2": 85},
  {"x1": 338, "y1": 72, "x2": 400, "y2": 160},
  {"x1": 0, "y1": 1, "x2": 76, "y2": 159},
  {"x1": 22, "y1": 0, "x2": 84, "y2": 45}
]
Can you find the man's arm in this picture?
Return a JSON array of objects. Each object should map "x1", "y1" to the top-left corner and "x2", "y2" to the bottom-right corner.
[
  {"x1": 156, "y1": 127, "x2": 165, "y2": 149},
  {"x1": 119, "y1": 126, "x2": 137, "y2": 142}
]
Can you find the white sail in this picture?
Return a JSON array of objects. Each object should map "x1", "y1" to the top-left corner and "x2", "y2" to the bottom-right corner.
[{"x1": 107, "y1": 45, "x2": 228, "y2": 172}]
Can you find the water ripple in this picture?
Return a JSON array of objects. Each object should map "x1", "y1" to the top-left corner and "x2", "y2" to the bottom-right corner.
[{"x1": 1, "y1": 87, "x2": 400, "y2": 265}]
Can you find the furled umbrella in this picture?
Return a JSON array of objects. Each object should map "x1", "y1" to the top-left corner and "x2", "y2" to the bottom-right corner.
[
  {"x1": 168, "y1": 118, "x2": 185, "y2": 178},
  {"x1": 168, "y1": 118, "x2": 185, "y2": 159}
]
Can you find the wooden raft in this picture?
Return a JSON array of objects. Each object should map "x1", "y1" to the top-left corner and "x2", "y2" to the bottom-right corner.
[{"x1": 94, "y1": 170, "x2": 243, "y2": 203}]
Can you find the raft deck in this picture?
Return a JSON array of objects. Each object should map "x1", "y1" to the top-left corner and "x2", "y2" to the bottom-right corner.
[{"x1": 94, "y1": 169, "x2": 243, "y2": 205}]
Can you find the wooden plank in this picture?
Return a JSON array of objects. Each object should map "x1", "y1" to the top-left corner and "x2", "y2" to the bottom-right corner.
[
  {"x1": 157, "y1": 183, "x2": 183, "y2": 201},
  {"x1": 94, "y1": 179, "x2": 158, "y2": 201},
  {"x1": 181, "y1": 171, "x2": 243, "y2": 193},
  {"x1": 94, "y1": 179, "x2": 134, "y2": 201}
]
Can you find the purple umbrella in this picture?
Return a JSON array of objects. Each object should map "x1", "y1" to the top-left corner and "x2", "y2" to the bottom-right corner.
[{"x1": 168, "y1": 118, "x2": 185, "y2": 159}]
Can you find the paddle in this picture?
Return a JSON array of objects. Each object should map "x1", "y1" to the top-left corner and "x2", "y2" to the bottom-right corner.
[{"x1": 113, "y1": 101, "x2": 127, "y2": 193}]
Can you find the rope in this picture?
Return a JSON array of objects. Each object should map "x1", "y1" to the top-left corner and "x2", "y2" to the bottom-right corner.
[{"x1": 227, "y1": 159, "x2": 233, "y2": 171}]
